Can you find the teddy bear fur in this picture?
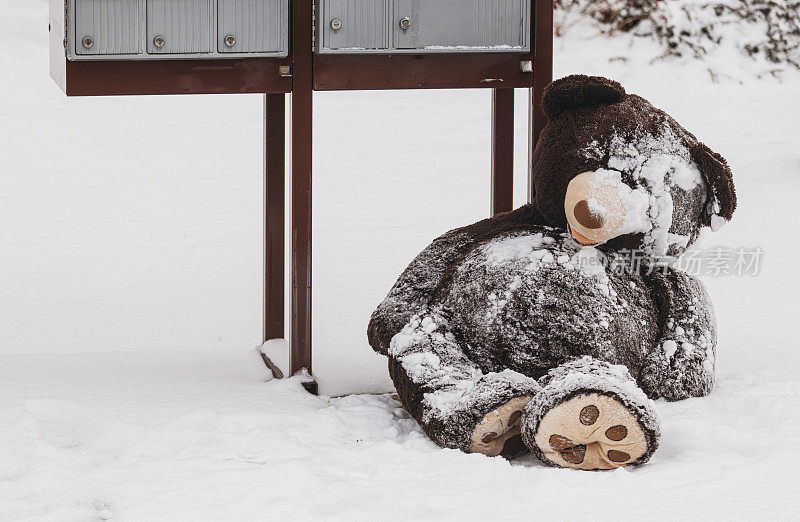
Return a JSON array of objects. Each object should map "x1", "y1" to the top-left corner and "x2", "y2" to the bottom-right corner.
[{"x1": 368, "y1": 75, "x2": 736, "y2": 467}]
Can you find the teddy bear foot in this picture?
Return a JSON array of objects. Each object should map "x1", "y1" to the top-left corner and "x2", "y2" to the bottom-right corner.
[
  {"x1": 530, "y1": 392, "x2": 651, "y2": 470},
  {"x1": 468, "y1": 396, "x2": 534, "y2": 458},
  {"x1": 521, "y1": 357, "x2": 661, "y2": 470}
]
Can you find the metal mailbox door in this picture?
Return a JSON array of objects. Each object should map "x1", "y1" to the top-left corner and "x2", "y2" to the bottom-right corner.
[
  {"x1": 320, "y1": 0, "x2": 389, "y2": 52},
  {"x1": 393, "y1": 0, "x2": 530, "y2": 52},
  {"x1": 147, "y1": 0, "x2": 212, "y2": 54},
  {"x1": 74, "y1": 0, "x2": 140, "y2": 56},
  {"x1": 217, "y1": 0, "x2": 289, "y2": 54}
]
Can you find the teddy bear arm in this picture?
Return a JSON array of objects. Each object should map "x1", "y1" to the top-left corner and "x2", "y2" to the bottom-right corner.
[
  {"x1": 389, "y1": 309, "x2": 541, "y2": 452},
  {"x1": 368, "y1": 203, "x2": 546, "y2": 355},
  {"x1": 639, "y1": 269, "x2": 718, "y2": 401},
  {"x1": 368, "y1": 228, "x2": 475, "y2": 356}
]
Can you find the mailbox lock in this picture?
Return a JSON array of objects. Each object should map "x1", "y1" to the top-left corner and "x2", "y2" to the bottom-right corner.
[
  {"x1": 153, "y1": 35, "x2": 166, "y2": 49},
  {"x1": 330, "y1": 18, "x2": 342, "y2": 31},
  {"x1": 399, "y1": 17, "x2": 412, "y2": 31},
  {"x1": 81, "y1": 36, "x2": 94, "y2": 50},
  {"x1": 224, "y1": 35, "x2": 237, "y2": 48}
]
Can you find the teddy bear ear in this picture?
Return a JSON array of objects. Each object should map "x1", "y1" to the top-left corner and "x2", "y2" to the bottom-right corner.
[
  {"x1": 691, "y1": 142, "x2": 737, "y2": 229},
  {"x1": 541, "y1": 75, "x2": 626, "y2": 121}
]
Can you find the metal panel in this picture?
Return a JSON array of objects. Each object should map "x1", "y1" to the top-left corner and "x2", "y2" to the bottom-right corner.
[
  {"x1": 320, "y1": 0, "x2": 389, "y2": 51},
  {"x1": 218, "y1": 0, "x2": 288, "y2": 53},
  {"x1": 75, "y1": 0, "x2": 139, "y2": 55},
  {"x1": 147, "y1": 0, "x2": 212, "y2": 54},
  {"x1": 393, "y1": 0, "x2": 529, "y2": 51}
]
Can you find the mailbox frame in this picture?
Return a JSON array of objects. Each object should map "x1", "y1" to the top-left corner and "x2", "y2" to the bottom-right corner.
[{"x1": 50, "y1": 0, "x2": 554, "y2": 392}]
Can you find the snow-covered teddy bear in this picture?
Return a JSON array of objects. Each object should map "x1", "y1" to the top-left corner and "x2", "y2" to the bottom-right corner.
[{"x1": 367, "y1": 75, "x2": 736, "y2": 470}]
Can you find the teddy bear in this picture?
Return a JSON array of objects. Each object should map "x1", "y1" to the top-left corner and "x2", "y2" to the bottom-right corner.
[{"x1": 367, "y1": 75, "x2": 736, "y2": 470}]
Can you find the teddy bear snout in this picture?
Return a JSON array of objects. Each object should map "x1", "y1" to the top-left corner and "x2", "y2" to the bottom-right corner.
[{"x1": 565, "y1": 171, "x2": 629, "y2": 245}]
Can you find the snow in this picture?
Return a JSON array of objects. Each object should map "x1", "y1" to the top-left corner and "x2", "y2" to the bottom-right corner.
[
  {"x1": 584, "y1": 195, "x2": 606, "y2": 218},
  {"x1": 710, "y1": 214, "x2": 729, "y2": 231},
  {"x1": 480, "y1": 232, "x2": 548, "y2": 265},
  {"x1": 572, "y1": 246, "x2": 608, "y2": 279},
  {"x1": 584, "y1": 123, "x2": 706, "y2": 255},
  {"x1": 2, "y1": 1, "x2": 800, "y2": 519},
  {"x1": 257, "y1": 338, "x2": 289, "y2": 379},
  {"x1": 663, "y1": 340, "x2": 679, "y2": 360},
  {"x1": 423, "y1": 45, "x2": 519, "y2": 51},
  {"x1": 5, "y1": 350, "x2": 796, "y2": 520}
]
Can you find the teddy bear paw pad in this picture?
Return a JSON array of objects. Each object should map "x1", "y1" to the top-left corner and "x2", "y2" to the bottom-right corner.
[
  {"x1": 533, "y1": 393, "x2": 649, "y2": 470},
  {"x1": 468, "y1": 396, "x2": 533, "y2": 458}
]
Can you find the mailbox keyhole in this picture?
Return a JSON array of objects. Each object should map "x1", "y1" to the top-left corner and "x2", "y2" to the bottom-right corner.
[
  {"x1": 330, "y1": 18, "x2": 342, "y2": 31},
  {"x1": 153, "y1": 35, "x2": 166, "y2": 49},
  {"x1": 225, "y1": 35, "x2": 237, "y2": 48},
  {"x1": 399, "y1": 17, "x2": 412, "y2": 31},
  {"x1": 82, "y1": 36, "x2": 94, "y2": 50}
]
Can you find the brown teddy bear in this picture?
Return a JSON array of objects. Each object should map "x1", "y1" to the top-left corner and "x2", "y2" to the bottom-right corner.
[{"x1": 367, "y1": 75, "x2": 736, "y2": 470}]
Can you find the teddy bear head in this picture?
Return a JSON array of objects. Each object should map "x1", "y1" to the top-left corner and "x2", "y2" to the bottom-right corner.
[{"x1": 531, "y1": 75, "x2": 736, "y2": 260}]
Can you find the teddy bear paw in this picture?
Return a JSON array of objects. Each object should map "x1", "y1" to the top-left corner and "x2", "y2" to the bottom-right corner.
[
  {"x1": 468, "y1": 396, "x2": 533, "y2": 458},
  {"x1": 529, "y1": 392, "x2": 652, "y2": 470}
]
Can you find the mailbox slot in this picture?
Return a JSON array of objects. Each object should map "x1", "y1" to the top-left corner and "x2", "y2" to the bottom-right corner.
[
  {"x1": 146, "y1": 0, "x2": 212, "y2": 54},
  {"x1": 74, "y1": 0, "x2": 139, "y2": 55},
  {"x1": 217, "y1": 0, "x2": 289, "y2": 54},
  {"x1": 319, "y1": 0, "x2": 390, "y2": 52}
]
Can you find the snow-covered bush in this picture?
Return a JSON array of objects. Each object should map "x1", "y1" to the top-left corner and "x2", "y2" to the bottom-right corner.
[{"x1": 555, "y1": 0, "x2": 800, "y2": 70}]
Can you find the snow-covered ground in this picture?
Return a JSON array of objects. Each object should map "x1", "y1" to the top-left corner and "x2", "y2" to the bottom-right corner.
[{"x1": 2, "y1": 1, "x2": 800, "y2": 519}]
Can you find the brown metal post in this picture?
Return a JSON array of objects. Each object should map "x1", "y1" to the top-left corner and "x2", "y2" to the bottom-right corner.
[
  {"x1": 491, "y1": 88, "x2": 515, "y2": 215},
  {"x1": 530, "y1": 0, "x2": 554, "y2": 202},
  {"x1": 264, "y1": 94, "x2": 285, "y2": 342},
  {"x1": 291, "y1": 0, "x2": 314, "y2": 376}
]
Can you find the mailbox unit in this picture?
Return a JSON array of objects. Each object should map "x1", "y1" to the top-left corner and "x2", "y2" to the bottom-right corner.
[
  {"x1": 57, "y1": 0, "x2": 290, "y2": 60},
  {"x1": 49, "y1": 0, "x2": 554, "y2": 394},
  {"x1": 317, "y1": 0, "x2": 531, "y2": 54}
]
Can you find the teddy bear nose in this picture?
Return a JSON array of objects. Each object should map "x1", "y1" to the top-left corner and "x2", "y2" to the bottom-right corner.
[{"x1": 573, "y1": 200, "x2": 605, "y2": 230}]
